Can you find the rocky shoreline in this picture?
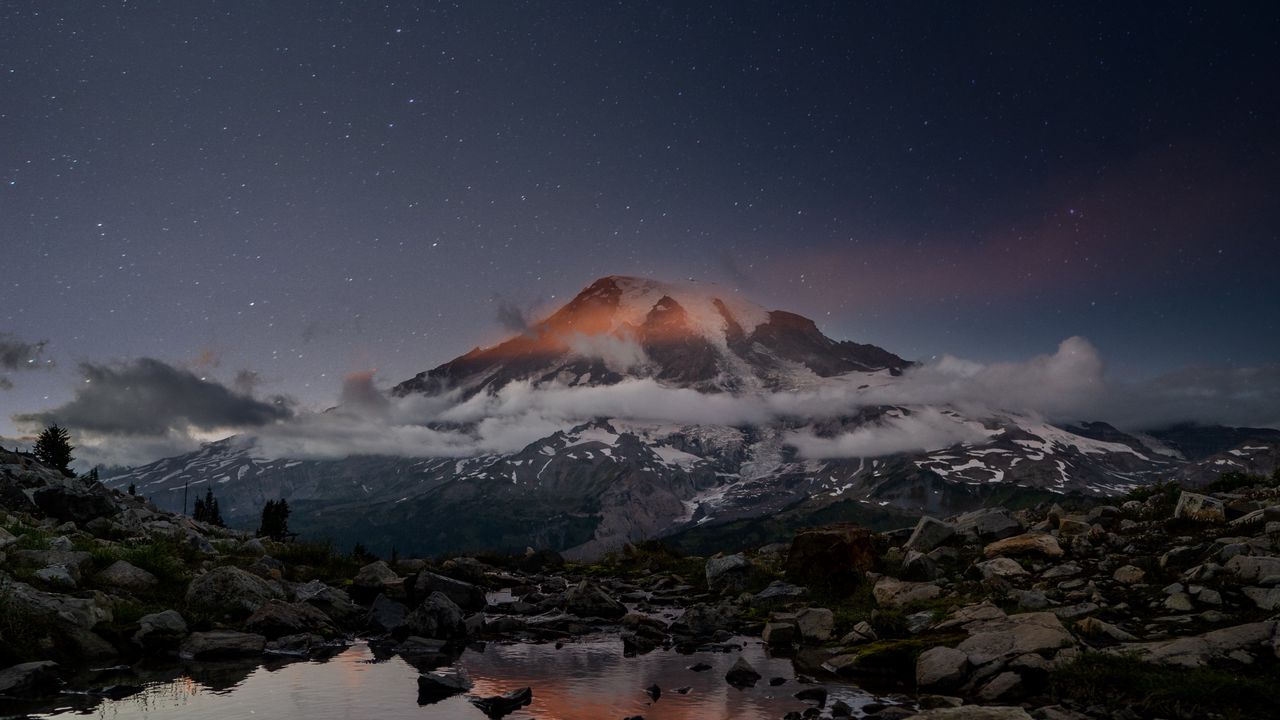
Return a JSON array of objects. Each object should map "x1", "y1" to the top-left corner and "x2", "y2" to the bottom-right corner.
[{"x1": 4, "y1": 447, "x2": 1280, "y2": 719}]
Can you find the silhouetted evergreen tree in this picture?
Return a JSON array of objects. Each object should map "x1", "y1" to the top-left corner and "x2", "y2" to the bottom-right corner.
[
  {"x1": 33, "y1": 424, "x2": 74, "y2": 477},
  {"x1": 127, "y1": 483, "x2": 137, "y2": 496},
  {"x1": 258, "y1": 498, "x2": 290, "y2": 540}
]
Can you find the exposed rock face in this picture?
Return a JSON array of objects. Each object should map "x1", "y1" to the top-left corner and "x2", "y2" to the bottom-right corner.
[
  {"x1": 185, "y1": 566, "x2": 284, "y2": 619},
  {"x1": 786, "y1": 524, "x2": 877, "y2": 592},
  {"x1": 1118, "y1": 621, "x2": 1277, "y2": 668}
]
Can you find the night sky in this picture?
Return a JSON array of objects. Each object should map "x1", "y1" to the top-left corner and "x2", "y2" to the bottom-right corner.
[{"x1": 3, "y1": 3, "x2": 1279, "y2": 448}]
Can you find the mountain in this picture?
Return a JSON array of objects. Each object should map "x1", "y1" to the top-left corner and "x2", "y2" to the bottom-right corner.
[{"x1": 105, "y1": 276, "x2": 1280, "y2": 557}]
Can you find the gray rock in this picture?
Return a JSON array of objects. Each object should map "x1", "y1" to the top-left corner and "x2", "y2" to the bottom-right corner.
[
  {"x1": 1174, "y1": 492, "x2": 1225, "y2": 522},
  {"x1": 405, "y1": 591, "x2": 466, "y2": 639},
  {"x1": 975, "y1": 557, "x2": 1027, "y2": 580},
  {"x1": 1118, "y1": 620, "x2": 1275, "y2": 667},
  {"x1": 179, "y1": 631, "x2": 267, "y2": 660},
  {"x1": 96, "y1": 560, "x2": 159, "y2": 591},
  {"x1": 563, "y1": 580, "x2": 627, "y2": 619},
  {"x1": 977, "y1": 671, "x2": 1023, "y2": 701},
  {"x1": 1112, "y1": 565, "x2": 1145, "y2": 584},
  {"x1": 953, "y1": 508, "x2": 1022, "y2": 541},
  {"x1": 916, "y1": 646, "x2": 969, "y2": 688},
  {"x1": 956, "y1": 612, "x2": 1076, "y2": 666},
  {"x1": 132, "y1": 609, "x2": 188, "y2": 649},
  {"x1": 705, "y1": 553, "x2": 752, "y2": 593},
  {"x1": 185, "y1": 565, "x2": 284, "y2": 619},
  {"x1": 724, "y1": 656, "x2": 761, "y2": 686},
  {"x1": 753, "y1": 580, "x2": 806, "y2": 603},
  {"x1": 294, "y1": 580, "x2": 362, "y2": 625},
  {"x1": 417, "y1": 667, "x2": 473, "y2": 704},
  {"x1": 413, "y1": 570, "x2": 486, "y2": 612},
  {"x1": 794, "y1": 607, "x2": 835, "y2": 643},
  {"x1": 244, "y1": 600, "x2": 337, "y2": 639},
  {"x1": 366, "y1": 594, "x2": 410, "y2": 633},
  {"x1": 35, "y1": 564, "x2": 77, "y2": 589},
  {"x1": 353, "y1": 560, "x2": 400, "y2": 593},
  {"x1": 906, "y1": 516, "x2": 956, "y2": 553},
  {"x1": 873, "y1": 577, "x2": 942, "y2": 607},
  {"x1": 1242, "y1": 586, "x2": 1280, "y2": 610},
  {"x1": 762, "y1": 622, "x2": 796, "y2": 645},
  {"x1": 0, "y1": 660, "x2": 61, "y2": 697},
  {"x1": 1226, "y1": 555, "x2": 1280, "y2": 585}
]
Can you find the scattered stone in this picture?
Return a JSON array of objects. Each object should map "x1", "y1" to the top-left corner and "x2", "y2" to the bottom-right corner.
[
  {"x1": 184, "y1": 566, "x2": 284, "y2": 620},
  {"x1": 906, "y1": 516, "x2": 956, "y2": 553},
  {"x1": 563, "y1": 580, "x2": 627, "y2": 619}
]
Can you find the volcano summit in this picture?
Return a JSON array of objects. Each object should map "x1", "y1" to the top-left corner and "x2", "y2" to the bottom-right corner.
[{"x1": 106, "y1": 276, "x2": 1280, "y2": 557}]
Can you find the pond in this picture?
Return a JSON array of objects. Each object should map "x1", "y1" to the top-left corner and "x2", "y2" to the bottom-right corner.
[{"x1": 23, "y1": 637, "x2": 912, "y2": 720}]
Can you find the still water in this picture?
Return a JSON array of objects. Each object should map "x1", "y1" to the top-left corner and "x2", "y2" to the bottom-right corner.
[{"x1": 27, "y1": 637, "x2": 905, "y2": 720}]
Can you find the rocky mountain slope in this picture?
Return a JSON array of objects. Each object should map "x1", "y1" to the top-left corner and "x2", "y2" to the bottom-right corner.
[{"x1": 104, "y1": 276, "x2": 1280, "y2": 558}]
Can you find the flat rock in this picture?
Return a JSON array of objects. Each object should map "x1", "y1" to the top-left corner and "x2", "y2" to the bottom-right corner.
[
  {"x1": 956, "y1": 612, "x2": 1075, "y2": 666},
  {"x1": 916, "y1": 646, "x2": 969, "y2": 688},
  {"x1": 873, "y1": 577, "x2": 942, "y2": 608}
]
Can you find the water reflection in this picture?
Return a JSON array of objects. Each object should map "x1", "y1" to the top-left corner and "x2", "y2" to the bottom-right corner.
[{"x1": 27, "y1": 637, "x2": 904, "y2": 720}]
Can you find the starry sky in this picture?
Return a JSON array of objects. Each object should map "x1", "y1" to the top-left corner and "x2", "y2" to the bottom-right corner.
[{"x1": 2, "y1": 2, "x2": 1279, "y2": 446}]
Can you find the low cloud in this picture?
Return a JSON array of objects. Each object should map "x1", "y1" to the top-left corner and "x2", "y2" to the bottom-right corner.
[
  {"x1": 785, "y1": 408, "x2": 995, "y2": 459},
  {"x1": 0, "y1": 334, "x2": 51, "y2": 389},
  {"x1": 12, "y1": 337, "x2": 1279, "y2": 467}
]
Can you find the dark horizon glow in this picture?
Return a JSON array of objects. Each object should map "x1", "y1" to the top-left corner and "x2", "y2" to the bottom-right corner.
[{"x1": 2, "y1": 3, "x2": 1278, "y2": 445}]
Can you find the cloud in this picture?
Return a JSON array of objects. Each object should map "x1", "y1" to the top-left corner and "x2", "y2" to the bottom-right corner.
[
  {"x1": 0, "y1": 334, "x2": 51, "y2": 389},
  {"x1": 12, "y1": 336, "x2": 1277, "y2": 467},
  {"x1": 14, "y1": 358, "x2": 293, "y2": 436},
  {"x1": 565, "y1": 332, "x2": 649, "y2": 373},
  {"x1": 785, "y1": 408, "x2": 995, "y2": 459},
  {"x1": 493, "y1": 296, "x2": 531, "y2": 334}
]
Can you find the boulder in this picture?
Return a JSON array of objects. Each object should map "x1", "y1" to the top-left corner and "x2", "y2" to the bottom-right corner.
[
  {"x1": 264, "y1": 633, "x2": 332, "y2": 657},
  {"x1": 956, "y1": 612, "x2": 1076, "y2": 667},
  {"x1": 762, "y1": 622, "x2": 797, "y2": 646},
  {"x1": 0, "y1": 661, "x2": 62, "y2": 697},
  {"x1": 794, "y1": 607, "x2": 835, "y2": 643},
  {"x1": 563, "y1": 580, "x2": 627, "y2": 619},
  {"x1": 1111, "y1": 565, "x2": 1145, "y2": 584},
  {"x1": 417, "y1": 667, "x2": 473, "y2": 705},
  {"x1": 179, "y1": 631, "x2": 266, "y2": 660},
  {"x1": 915, "y1": 646, "x2": 969, "y2": 688},
  {"x1": 294, "y1": 580, "x2": 362, "y2": 626},
  {"x1": 705, "y1": 553, "x2": 753, "y2": 594},
  {"x1": 725, "y1": 656, "x2": 761, "y2": 687},
  {"x1": 96, "y1": 560, "x2": 159, "y2": 592},
  {"x1": 873, "y1": 577, "x2": 942, "y2": 608},
  {"x1": 184, "y1": 565, "x2": 284, "y2": 619},
  {"x1": 983, "y1": 533, "x2": 1063, "y2": 559},
  {"x1": 1173, "y1": 492, "x2": 1225, "y2": 522},
  {"x1": 786, "y1": 524, "x2": 877, "y2": 592},
  {"x1": 132, "y1": 609, "x2": 188, "y2": 650},
  {"x1": 974, "y1": 557, "x2": 1027, "y2": 580},
  {"x1": 405, "y1": 591, "x2": 466, "y2": 640},
  {"x1": 352, "y1": 560, "x2": 401, "y2": 602},
  {"x1": 32, "y1": 483, "x2": 116, "y2": 525},
  {"x1": 35, "y1": 564, "x2": 77, "y2": 589},
  {"x1": 1225, "y1": 555, "x2": 1280, "y2": 585},
  {"x1": 366, "y1": 594, "x2": 410, "y2": 634},
  {"x1": 413, "y1": 570, "x2": 486, "y2": 612},
  {"x1": 244, "y1": 600, "x2": 337, "y2": 639},
  {"x1": 953, "y1": 508, "x2": 1022, "y2": 541},
  {"x1": 753, "y1": 580, "x2": 807, "y2": 603},
  {"x1": 905, "y1": 516, "x2": 956, "y2": 553}
]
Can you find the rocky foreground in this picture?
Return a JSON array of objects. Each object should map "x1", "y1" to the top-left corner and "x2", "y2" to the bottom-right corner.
[{"x1": 4, "y1": 447, "x2": 1280, "y2": 719}]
